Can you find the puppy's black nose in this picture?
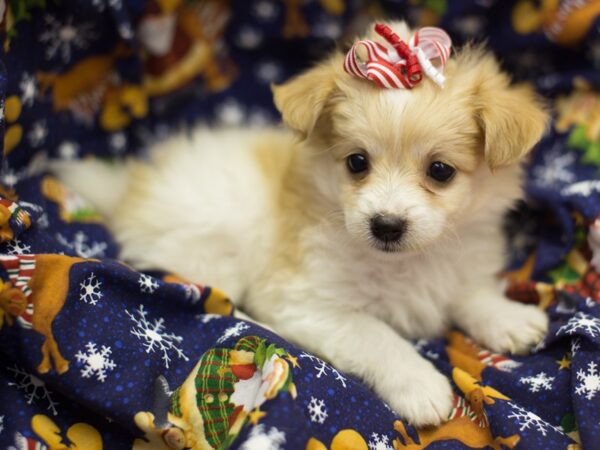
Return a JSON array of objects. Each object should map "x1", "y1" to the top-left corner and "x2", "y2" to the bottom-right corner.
[{"x1": 370, "y1": 214, "x2": 406, "y2": 242}]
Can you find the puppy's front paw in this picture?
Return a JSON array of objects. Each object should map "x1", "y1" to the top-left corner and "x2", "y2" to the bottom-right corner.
[
  {"x1": 379, "y1": 362, "x2": 454, "y2": 427},
  {"x1": 466, "y1": 300, "x2": 549, "y2": 355}
]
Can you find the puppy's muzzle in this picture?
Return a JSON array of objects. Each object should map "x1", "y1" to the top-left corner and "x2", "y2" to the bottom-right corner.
[{"x1": 370, "y1": 214, "x2": 406, "y2": 243}]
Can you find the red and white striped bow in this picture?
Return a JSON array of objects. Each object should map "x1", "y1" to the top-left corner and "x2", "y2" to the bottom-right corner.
[{"x1": 344, "y1": 24, "x2": 452, "y2": 89}]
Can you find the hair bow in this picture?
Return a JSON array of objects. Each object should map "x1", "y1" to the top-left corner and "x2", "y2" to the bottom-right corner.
[{"x1": 344, "y1": 24, "x2": 452, "y2": 89}]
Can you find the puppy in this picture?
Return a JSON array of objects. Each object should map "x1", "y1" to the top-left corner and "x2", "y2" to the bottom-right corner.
[{"x1": 57, "y1": 21, "x2": 549, "y2": 426}]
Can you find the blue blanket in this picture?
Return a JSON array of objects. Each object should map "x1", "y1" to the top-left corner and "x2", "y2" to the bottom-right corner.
[{"x1": 1, "y1": 1, "x2": 599, "y2": 449}]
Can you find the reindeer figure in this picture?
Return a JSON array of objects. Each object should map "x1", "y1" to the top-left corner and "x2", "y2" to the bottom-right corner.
[
  {"x1": 0, "y1": 254, "x2": 86, "y2": 374},
  {"x1": 393, "y1": 418, "x2": 520, "y2": 450},
  {"x1": 394, "y1": 374, "x2": 518, "y2": 450}
]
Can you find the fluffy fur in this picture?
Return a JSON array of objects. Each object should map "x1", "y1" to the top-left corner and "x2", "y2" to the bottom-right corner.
[{"x1": 56, "y1": 21, "x2": 549, "y2": 426}]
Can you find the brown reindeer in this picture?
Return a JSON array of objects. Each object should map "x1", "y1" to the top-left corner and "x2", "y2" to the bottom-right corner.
[
  {"x1": 0, "y1": 254, "x2": 87, "y2": 374},
  {"x1": 393, "y1": 419, "x2": 520, "y2": 450}
]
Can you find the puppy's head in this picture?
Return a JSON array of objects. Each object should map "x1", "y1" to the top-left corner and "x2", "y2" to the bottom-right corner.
[{"x1": 272, "y1": 21, "x2": 548, "y2": 254}]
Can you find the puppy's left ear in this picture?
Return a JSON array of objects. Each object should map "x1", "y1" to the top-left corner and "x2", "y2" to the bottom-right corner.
[
  {"x1": 271, "y1": 57, "x2": 339, "y2": 138},
  {"x1": 476, "y1": 71, "x2": 548, "y2": 169}
]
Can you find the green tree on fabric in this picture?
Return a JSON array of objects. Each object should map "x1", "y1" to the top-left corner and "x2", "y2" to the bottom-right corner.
[{"x1": 568, "y1": 124, "x2": 600, "y2": 170}]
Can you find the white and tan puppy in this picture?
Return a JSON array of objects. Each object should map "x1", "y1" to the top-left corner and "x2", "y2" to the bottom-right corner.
[{"x1": 57, "y1": 21, "x2": 549, "y2": 426}]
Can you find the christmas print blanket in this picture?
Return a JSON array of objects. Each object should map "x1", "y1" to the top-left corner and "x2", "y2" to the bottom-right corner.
[{"x1": 1, "y1": 1, "x2": 600, "y2": 449}]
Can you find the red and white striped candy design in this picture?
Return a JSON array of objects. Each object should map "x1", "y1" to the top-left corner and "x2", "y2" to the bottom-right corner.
[{"x1": 344, "y1": 25, "x2": 452, "y2": 89}]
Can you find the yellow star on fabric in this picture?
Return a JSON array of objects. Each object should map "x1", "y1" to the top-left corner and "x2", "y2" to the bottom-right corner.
[
  {"x1": 286, "y1": 354, "x2": 300, "y2": 369},
  {"x1": 248, "y1": 408, "x2": 266, "y2": 425},
  {"x1": 557, "y1": 355, "x2": 571, "y2": 370}
]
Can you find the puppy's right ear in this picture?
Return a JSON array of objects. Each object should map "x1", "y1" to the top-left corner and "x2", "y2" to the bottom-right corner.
[{"x1": 271, "y1": 58, "x2": 338, "y2": 138}]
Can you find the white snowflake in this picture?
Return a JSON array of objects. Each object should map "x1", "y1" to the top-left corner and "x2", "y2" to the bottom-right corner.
[
  {"x1": 368, "y1": 433, "x2": 393, "y2": 450},
  {"x1": 253, "y1": 0, "x2": 279, "y2": 21},
  {"x1": 125, "y1": 304, "x2": 189, "y2": 368},
  {"x1": 5, "y1": 238, "x2": 31, "y2": 255},
  {"x1": 532, "y1": 148, "x2": 576, "y2": 188},
  {"x1": 27, "y1": 120, "x2": 47, "y2": 147},
  {"x1": 557, "y1": 312, "x2": 600, "y2": 338},
  {"x1": 7, "y1": 365, "x2": 58, "y2": 415},
  {"x1": 199, "y1": 313, "x2": 221, "y2": 323},
  {"x1": 118, "y1": 22, "x2": 133, "y2": 39},
  {"x1": 255, "y1": 61, "x2": 282, "y2": 83},
  {"x1": 236, "y1": 26, "x2": 263, "y2": 49},
  {"x1": 75, "y1": 341, "x2": 116, "y2": 382},
  {"x1": 571, "y1": 337, "x2": 581, "y2": 356},
  {"x1": 562, "y1": 180, "x2": 600, "y2": 197},
  {"x1": 108, "y1": 131, "x2": 127, "y2": 154},
  {"x1": 216, "y1": 98, "x2": 246, "y2": 126},
  {"x1": 92, "y1": 0, "x2": 122, "y2": 11},
  {"x1": 138, "y1": 273, "x2": 160, "y2": 294},
  {"x1": 39, "y1": 15, "x2": 96, "y2": 63},
  {"x1": 19, "y1": 73, "x2": 37, "y2": 107},
  {"x1": 307, "y1": 396, "x2": 328, "y2": 424},
  {"x1": 575, "y1": 361, "x2": 600, "y2": 400},
  {"x1": 519, "y1": 372, "x2": 555, "y2": 393},
  {"x1": 217, "y1": 321, "x2": 250, "y2": 344},
  {"x1": 57, "y1": 140, "x2": 79, "y2": 160},
  {"x1": 507, "y1": 402, "x2": 564, "y2": 437},
  {"x1": 239, "y1": 424, "x2": 285, "y2": 450},
  {"x1": 79, "y1": 272, "x2": 103, "y2": 305},
  {"x1": 313, "y1": 19, "x2": 342, "y2": 39},
  {"x1": 298, "y1": 352, "x2": 347, "y2": 388},
  {"x1": 0, "y1": 415, "x2": 3, "y2": 434},
  {"x1": 414, "y1": 339, "x2": 440, "y2": 360},
  {"x1": 452, "y1": 15, "x2": 485, "y2": 37},
  {"x1": 56, "y1": 231, "x2": 107, "y2": 258}
]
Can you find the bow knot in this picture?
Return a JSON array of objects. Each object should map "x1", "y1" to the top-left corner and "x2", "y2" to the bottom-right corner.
[{"x1": 344, "y1": 24, "x2": 452, "y2": 89}]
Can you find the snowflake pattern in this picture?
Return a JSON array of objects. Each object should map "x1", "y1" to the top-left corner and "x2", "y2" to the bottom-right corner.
[
  {"x1": 253, "y1": 0, "x2": 279, "y2": 21},
  {"x1": 92, "y1": 0, "x2": 122, "y2": 11},
  {"x1": 414, "y1": 339, "x2": 440, "y2": 360},
  {"x1": 557, "y1": 312, "x2": 600, "y2": 338},
  {"x1": 108, "y1": 131, "x2": 127, "y2": 154},
  {"x1": 0, "y1": 415, "x2": 3, "y2": 434},
  {"x1": 532, "y1": 148, "x2": 576, "y2": 188},
  {"x1": 138, "y1": 273, "x2": 160, "y2": 294},
  {"x1": 57, "y1": 231, "x2": 107, "y2": 258},
  {"x1": 298, "y1": 352, "x2": 347, "y2": 388},
  {"x1": 571, "y1": 337, "x2": 581, "y2": 356},
  {"x1": 80, "y1": 272, "x2": 103, "y2": 305},
  {"x1": 236, "y1": 26, "x2": 263, "y2": 49},
  {"x1": 39, "y1": 15, "x2": 96, "y2": 63},
  {"x1": 368, "y1": 433, "x2": 393, "y2": 450},
  {"x1": 519, "y1": 372, "x2": 555, "y2": 393},
  {"x1": 217, "y1": 321, "x2": 250, "y2": 344},
  {"x1": 7, "y1": 365, "x2": 59, "y2": 415},
  {"x1": 239, "y1": 424, "x2": 285, "y2": 450},
  {"x1": 27, "y1": 120, "x2": 47, "y2": 147},
  {"x1": 575, "y1": 361, "x2": 600, "y2": 400},
  {"x1": 199, "y1": 313, "x2": 222, "y2": 323},
  {"x1": 125, "y1": 304, "x2": 189, "y2": 368},
  {"x1": 5, "y1": 238, "x2": 31, "y2": 255},
  {"x1": 57, "y1": 141, "x2": 79, "y2": 160},
  {"x1": 507, "y1": 402, "x2": 564, "y2": 437},
  {"x1": 75, "y1": 341, "x2": 116, "y2": 382},
  {"x1": 255, "y1": 61, "x2": 282, "y2": 83},
  {"x1": 216, "y1": 98, "x2": 246, "y2": 126},
  {"x1": 307, "y1": 397, "x2": 328, "y2": 424},
  {"x1": 19, "y1": 72, "x2": 37, "y2": 107},
  {"x1": 562, "y1": 180, "x2": 600, "y2": 197}
]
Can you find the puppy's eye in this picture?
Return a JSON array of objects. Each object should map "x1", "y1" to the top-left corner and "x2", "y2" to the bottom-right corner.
[
  {"x1": 427, "y1": 161, "x2": 455, "y2": 183},
  {"x1": 346, "y1": 153, "x2": 369, "y2": 174}
]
